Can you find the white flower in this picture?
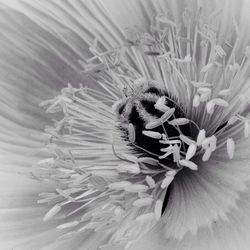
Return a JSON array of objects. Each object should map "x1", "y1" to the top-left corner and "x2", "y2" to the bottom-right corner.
[{"x1": 1, "y1": 1, "x2": 250, "y2": 250}]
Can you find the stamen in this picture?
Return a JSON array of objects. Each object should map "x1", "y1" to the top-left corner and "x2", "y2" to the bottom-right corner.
[
  {"x1": 168, "y1": 118, "x2": 190, "y2": 126},
  {"x1": 142, "y1": 130, "x2": 162, "y2": 139},
  {"x1": 179, "y1": 160, "x2": 198, "y2": 171},
  {"x1": 154, "y1": 199, "x2": 163, "y2": 221},
  {"x1": 36, "y1": 4, "x2": 250, "y2": 246},
  {"x1": 128, "y1": 123, "x2": 136, "y2": 143},
  {"x1": 227, "y1": 138, "x2": 235, "y2": 159},
  {"x1": 124, "y1": 184, "x2": 149, "y2": 193},
  {"x1": 145, "y1": 176, "x2": 156, "y2": 188},
  {"x1": 202, "y1": 148, "x2": 212, "y2": 162},
  {"x1": 133, "y1": 197, "x2": 154, "y2": 207},
  {"x1": 43, "y1": 204, "x2": 62, "y2": 222},
  {"x1": 185, "y1": 144, "x2": 197, "y2": 160},
  {"x1": 108, "y1": 181, "x2": 131, "y2": 190},
  {"x1": 244, "y1": 121, "x2": 249, "y2": 138},
  {"x1": 197, "y1": 129, "x2": 206, "y2": 146},
  {"x1": 161, "y1": 175, "x2": 175, "y2": 189},
  {"x1": 135, "y1": 213, "x2": 155, "y2": 223}
]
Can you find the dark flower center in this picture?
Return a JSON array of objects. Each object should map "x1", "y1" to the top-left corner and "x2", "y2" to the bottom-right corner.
[
  {"x1": 118, "y1": 87, "x2": 191, "y2": 165},
  {"x1": 117, "y1": 86, "x2": 193, "y2": 214}
]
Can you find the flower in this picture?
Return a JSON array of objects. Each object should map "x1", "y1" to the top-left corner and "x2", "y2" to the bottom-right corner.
[{"x1": 1, "y1": 0, "x2": 250, "y2": 250}]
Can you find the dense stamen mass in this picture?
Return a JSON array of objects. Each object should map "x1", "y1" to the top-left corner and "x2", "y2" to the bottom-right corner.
[
  {"x1": 35, "y1": 3, "x2": 250, "y2": 249},
  {"x1": 116, "y1": 87, "x2": 192, "y2": 167}
]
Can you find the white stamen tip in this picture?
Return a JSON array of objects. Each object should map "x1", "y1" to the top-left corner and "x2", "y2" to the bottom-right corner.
[
  {"x1": 133, "y1": 197, "x2": 154, "y2": 207},
  {"x1": 197, "y1": 129, "x2": 206, "y2": 146},
  {"x1": 160, "y1": 108, "x2": 175, "y2": 123},
  {"x1": 227, "y1": 138, "x2": 235, "y2": 159},
  {"x1": 179, "y1": 134, "x2": 196, "y2": 145},
  {"x1": 43, "y1": 205, "x2": 62, "y2": 222},
  {"x1": 206, "y1": 101, "x2": 215, "y2": 115},
  {"x1": 166, "y1": 170, "x2": 177, "y2": 176},
  {"x1": 142, "y1": 130, "x2": 162, "y2": 139},
  {"x1": 202, "y1": 148, "x2": 212, "y2": 161},
  {"x1": 57, "y1": 221, "x2": 79, "y2": 230},
  {"x1": 184, "y1": 54, "x2": 192, "y2": 62},
  {"x1": 161, "y1": 175, "x2": 174, "y2": 189},
  {"x1": 128, "y1": 123, "x2": 136, "y2": 143},
  {"x1": 138, "y1": 157, "x2": 159, "y2": 166},
  {"x1": 244, "y1": 121, "x2": 249, "y2": 138},
  {"x1": 145, "y1": 176, "x2": 156, "y2": 188},
  {"x1": 160, "y1": 139, "x2": 181, "y2": 145},
  {"x1": 193, "y1": 94, "x2": 200, "y2": 107},
  {"x1": 185, "y1": 144, "x2": 197, "y2": 160},
  {"x1": 155, "y1": 200, "x2": 163, "y2": 220},
  {"x1": 228, "y1": 116, "x2": 238, "y2": 125},
  {"x1": 159, "y1": 145, "x2": 174, "y2": 159},
  {"x1": 145, "y1": 119, "x2": 162, "y2": 130},
  {"x1": 202, "y1": 135, "x2": 217, "y2": 152},
  {"x1": 160, "y1": 145, "x2": 174, "y2": 152},
  {"x1": 197, "y1": 87, "x2": 211, "y2": 95},
  {"x1": 156, "y1": 96, "x2": 166, "y2": 106},
  {"x1": 200, "y1": 92, "x2": 211, "y2": 102},
  {"x1": 124, "y1": 184, "x2": 149, "y2": 193},
  {"x1": 168, "y1": 118, "x2": 189, "y2": 126},
  {"x1": 108, "y1": 181, "x2": 131, "y2": 190},
  {"x1": 136, "y1": 213, "x2": 155, "y2": 223},
  {"x1": 179, "y1": 160, "x2": 198, "y2": 171},
  {"x1": 173, "y1": 144, "x2": 180, "y2": 163},
  {"x1": 155, "y1": 96, "x2": 170, "y2": 112},
  {"x1": 117, "y1": 163, "x2": 140, "y2": 174},
  {"x1": 212, "y1": 98, "x2": 229, "y2": 107}
]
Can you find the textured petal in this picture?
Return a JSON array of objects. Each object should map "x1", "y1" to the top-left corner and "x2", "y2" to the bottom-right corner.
[{"x1": 129, "y1": 136, "x2": 250, "y2": 250}]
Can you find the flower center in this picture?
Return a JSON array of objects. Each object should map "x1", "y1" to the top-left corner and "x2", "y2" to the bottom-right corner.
[
  {"x1": 117, "y1": 86, "x2": 193, "y2": 167},
  {"x1": 115, "y1": 84, "x2": 199, "y2": 213}
]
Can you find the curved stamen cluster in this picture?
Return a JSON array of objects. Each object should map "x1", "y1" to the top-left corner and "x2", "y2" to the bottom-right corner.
[
  {"x1": 38, "y1": 84, "x2": 175, "y2": 248},
  {"x1": 114, "y1": 86, "x2": 195, "y2": 167},
  {"x1": 37, "y1": 7, "x2": 250, "y2": 248}
]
